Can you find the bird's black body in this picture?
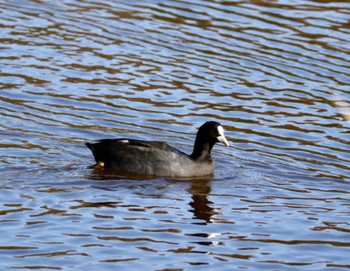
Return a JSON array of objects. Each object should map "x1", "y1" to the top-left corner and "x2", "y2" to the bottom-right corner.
[{"x1": 86, "y1": 121, "x2": 229, "y2": 177}]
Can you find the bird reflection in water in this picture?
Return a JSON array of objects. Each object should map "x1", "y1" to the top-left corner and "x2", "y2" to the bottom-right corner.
[
  {"x1": 188, "y1": 179, "x2": 216, "y2": 224},
  {"x1": 89, "y1": 169, "x2": 219, "y2": 225},
  {"x1": 187, "y1": 179, "x2": 224, "y2": 249}
]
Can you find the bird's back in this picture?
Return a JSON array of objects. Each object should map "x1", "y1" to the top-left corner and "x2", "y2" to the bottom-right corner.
[{"x1": 86, "y1": 138, "x2": 213, "y2": 177}]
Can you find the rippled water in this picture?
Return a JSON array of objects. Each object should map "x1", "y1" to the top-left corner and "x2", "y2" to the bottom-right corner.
[{"x1": 1, "y1": 0, "x2": 349, "y2": 270}]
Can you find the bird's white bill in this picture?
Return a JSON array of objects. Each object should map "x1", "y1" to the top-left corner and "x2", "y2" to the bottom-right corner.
[
  {"x1": 217, "y1": 125, "x2": 229, "y2": 147},
  {"x1": 217, "y1": 135, "x2": 229, "y2": 147}
]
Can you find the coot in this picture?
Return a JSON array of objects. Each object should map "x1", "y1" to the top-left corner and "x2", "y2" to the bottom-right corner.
[{"x1": 86, "y1": 121, "x2": 229, "y2": 177}]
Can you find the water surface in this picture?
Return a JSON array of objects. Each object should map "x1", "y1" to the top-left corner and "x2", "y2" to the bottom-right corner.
[{"x1": 0, "y1": 0, "x2": 349, "y2": 270}]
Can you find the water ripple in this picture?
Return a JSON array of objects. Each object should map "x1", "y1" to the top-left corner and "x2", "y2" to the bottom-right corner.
[{"x1": 0, "y1": 0, "x2": 350, "y2": 270}]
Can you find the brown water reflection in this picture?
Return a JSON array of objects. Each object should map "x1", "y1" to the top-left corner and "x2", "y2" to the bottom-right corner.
[
  {"x1": 189, "y1": 180, "x2": 215, "y2": 224},
  {"x1": 1, "y1": 0, "x2": 350, "y2": 270}
]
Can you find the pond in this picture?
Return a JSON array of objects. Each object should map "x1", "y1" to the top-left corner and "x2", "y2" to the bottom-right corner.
[{"x1": 0, "y1": 0, "x2": 349, "y2": 270}]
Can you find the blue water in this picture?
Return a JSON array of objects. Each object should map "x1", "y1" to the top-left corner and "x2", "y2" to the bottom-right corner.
[{"x1": 0, "y1": 0, "x2": 349, "y2": 270}]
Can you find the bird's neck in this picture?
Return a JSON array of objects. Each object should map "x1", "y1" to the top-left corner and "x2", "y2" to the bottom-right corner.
[{"x1": 190, "y1": 140, "x2": 213, "y2": 160}]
